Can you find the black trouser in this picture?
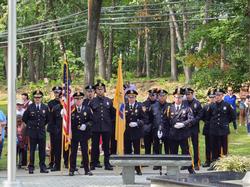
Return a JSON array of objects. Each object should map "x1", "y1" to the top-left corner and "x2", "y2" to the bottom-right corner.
[
  {"x1": 153, "y1": 137, "x2": 170, "y2": 154},
  {"x1": 70, "y1": 136, "x2": 89, "y2": 172},
  {"x1": 49, "y1": 133, "x2": 55, "y2": 167},
  {"x1": 91, "y1": 132, "x2": 111, "y2": 167},
  {"x1": 53, "y1": 133, "x2": 62, "y2": 169},
  {"x1": 124, "y1": 136, "x2": 141, "y2": 173},
  {"x1": 170, "y1": 138, "x2": 193, "y2": 170},
  {"x1": 28, "y1": 137, "x2": 46, "y2": 170},
  {"x1": 190, "y1": 132, "x2": 200, "y2": 166},
  {"x1": 211, "y1": 134, "x2": 228, "y2": 161},
  {"x1": 17, "y1": 146, "x2": 25, "y2": 166},
  {"x1": 110, "y1": 132, "x2": 117, "y2": 155},
  {"x1": 204, "y1": 134, "x2": 212, "y2": 163},
  {"x1": 63, "y1": 149, "x2": 69, "y2": 167},
  {"x1": 144, "y1": 133, "x2": 153, "y2": 154}
]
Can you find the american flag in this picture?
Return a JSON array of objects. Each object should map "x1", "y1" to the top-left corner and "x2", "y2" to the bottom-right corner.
[{"x1": 62, "y1": 60, "x2": 74, "y2": 151}]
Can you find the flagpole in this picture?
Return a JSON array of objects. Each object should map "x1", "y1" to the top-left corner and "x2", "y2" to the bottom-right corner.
[{"x1": 3, "y1": 0, "x2": 21, "y2": 186}]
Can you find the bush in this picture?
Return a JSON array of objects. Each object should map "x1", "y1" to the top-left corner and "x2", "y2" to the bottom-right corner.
[{"x1": 214, "y1": 155, "x2": 250, "y2": 172}]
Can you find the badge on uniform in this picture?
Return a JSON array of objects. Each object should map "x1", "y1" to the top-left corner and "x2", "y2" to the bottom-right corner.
[
  {"x1": 84, "y1": 112, "x2": 87, "y2": 116},
  {"x1": 223, "y1": 106, "x2": 227, "y2": 111},
  {"x1": 42, "y1": 110, "x2": 45, "y2": 114}
]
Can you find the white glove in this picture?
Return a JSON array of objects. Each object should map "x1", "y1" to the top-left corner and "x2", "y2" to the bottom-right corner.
[
  {"x1": 129, "y1": 122, "x2": 138, "y2": 128},
  {"x1": 60, "y1": 109, "x2": 64, "y2": 117},
  {"x1": 157, "y1": 130, "x2": 163, "y2": 139},
  {"x1": 79, "y1": 124, "x2": 86, "y2": 131},
  {"x1": 174, "y1": 122, "x2": 185, "y2": 129}
]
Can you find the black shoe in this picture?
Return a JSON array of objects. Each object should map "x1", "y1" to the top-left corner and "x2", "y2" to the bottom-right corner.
[
  {"x1": 207, "y1": 165, "x2": 214, "y2": 171},
  {"x1": 194, "y1": 165, "x2": 200, "y2": 171},
  {"x1": 105, "y1": 166, "x2": 113, "y2": 170},
  {"x1": 136, "y1": 170, "x2": 142, "y2": 175},
  {"x1": 51, "y1": 167, "x2": 60, "y2": 172},
  {"x1": 90, "y1": 166, "x2": 95, "y2": 170},
  {"x1": 202, "y1": 162, "x2": 210, "y2": 167},
  {"x1": 180, "y1": 166, "x2": 186, "y2": 170},
  {"x1": 85, "y1": 171, "x2": 93, "y2": 176},
  {"x1": 29, "y1": 169, "x2": 34, "y2": 174},
  {"x1": 40, "y1": 169, "x2": 49, "y2": 173},
  {"x1": 69, "y1": 171, "x2": 74, "y2": 176},
  {"x1": 47, "y1": 165, "x2": 54, "y2": 170},
  {"x1": 74, "y1": 168, "x2": 79, "y2": 172},
  {"x1": 96, "y1": 163, "x2": 102, "y2": 168},
  {"x1": 153, "y1": 166, "x2": 161, "y2": 170},
  {"x1": 188, "y1": 168, "x2": 196, "y2": 174}
]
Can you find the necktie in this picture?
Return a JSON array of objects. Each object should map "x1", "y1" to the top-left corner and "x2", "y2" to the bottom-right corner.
[
  {"x1": 130, "y1": 105, "x2": 133, "y2": 110},
  {"x1": 77, "y1": 107, "x2": 81, "y2": 112},
  {"x1": 36, "y1": 105, "x2": 39, "y2": 111},
  {"x1": 176, "y1": 106, "x2": 180, "y2": 112}
]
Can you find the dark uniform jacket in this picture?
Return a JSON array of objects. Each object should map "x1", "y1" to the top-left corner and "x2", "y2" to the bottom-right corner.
[
  {"x1": 207, "y1": 100, "x2": 236, "y2": 136},
  {"x1": 83, "y1": 98, "x2": 92, "y2": 107},
  {"x1": 149, "y1": 101, "x2": 171, "y2": 138},
  {"x1": 22, "y1": 103, "x2": 49, "y2": 139},
  {"x1": 142, "y1": 98, "x2": 156, "y2": 135},
  {"x1": 201, "y1": 103, "x2": 211, "y2": 136},
  {"x1": 125, "y1": 101, "x2": 144, "y2": 140},
  {"x1": 90, "y1": 96, "x2": 115, "y2": 133},
  {"x1": 71, "y1": 104, "x2": 93, "y2": 140},
  {"x1": 168, "y1": 103, "x2": 194, "y2": 140},
  {"x1": 49, "y1": 103, "x2": 63, "y2": 135},
  {"x1": 47, "y1": 99, "x2": 60, "y2": 133},
  {"x1": 184, "y1": 99, "x2": 203, "y2": 134}
]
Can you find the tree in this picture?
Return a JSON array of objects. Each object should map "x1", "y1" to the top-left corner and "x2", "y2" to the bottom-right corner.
[{"x1": 84, "y1": 0, "x2": 103, "y2": 85}]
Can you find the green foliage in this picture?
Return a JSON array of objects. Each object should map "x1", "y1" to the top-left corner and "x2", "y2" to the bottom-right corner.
[{"x1": 214, "y1": 155, "x2": 250, "y2": 172}]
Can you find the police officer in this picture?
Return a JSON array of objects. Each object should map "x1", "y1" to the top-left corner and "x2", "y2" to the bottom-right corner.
[
  {"x1": 90, "y1": 81, "x2": 115, "y2": 171},
  {"x1": 184, "y1": 88, "x2": 203, "y2": 170},
  {"x1": 124, "y1": 89, "x2": 144, "y2": 175},
  {"x1": 83, "y1": 85, "x2": 95, "y2": 106},
  {"x1": 201, "y1": 88, "x2": 216, "y2": 168},
  {"x1": 207, "y1": 88, "x2": 236, "y2": 165},
  {"x1": 69, "y1": 92, "x2": 93, "y2": 176},
  {"x1": 168, "y1": 87, "x2": 195, "y2": 174},
  {"x1": 49, "y1": 92, "x2": 64, "y2": 171},
  {"x1": 142, "y1": 88, "x2": 158, "y2": 155},
  {"x1": 22, "y1": 90, "x2": 49, "y2": 174},
  {"x1": 149, "y1": 89, "x2": 171, "y2": 171},
  {"x1": 47, "y1": 86, "x2": 63, "y2": 169}
]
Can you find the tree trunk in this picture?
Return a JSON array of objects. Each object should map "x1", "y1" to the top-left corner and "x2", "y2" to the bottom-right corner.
[
  {"x1": 136, "y1": 32, "x2": 142, "y2": 77},
  {"x1": 145, "y1": 28, "x2": 150, "y2": 77},
  {"x1": 18, "y1": 48, "x2": 24, "y2": 81},
  {"x1": 97, "y1": 29, "x2": 106, "y2": 80},
  {"x1": 220, "y1": 43, "x2": 225, "y2": 70},
  {"x1": 35, "y1": 43, "x2": 44, "y2": 80},
  {"x1": 28, "y1": 44, "x2": 36, "y2": 82},
  {"x1": 106, "y1": 27, "x2": 114, "y2": 82},
  {"x1": 169, "y1": 17, "x2": 178, "y2": 81},
  {"x1": 84, "y1": 0, "x2": 103, "y2": 85},
  {"x1": 248, "y1": 0, "x2": 250, "y2": 71}
]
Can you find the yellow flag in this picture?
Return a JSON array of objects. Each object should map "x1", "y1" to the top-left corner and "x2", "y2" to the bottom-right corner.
[{"x1": 113, "y1": 56, "x2": 125, "y2": 155}]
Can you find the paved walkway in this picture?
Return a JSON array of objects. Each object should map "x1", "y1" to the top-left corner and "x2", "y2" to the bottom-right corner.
[{"x1": 0, "y1": 166, "x2": 210, "y2": 187}]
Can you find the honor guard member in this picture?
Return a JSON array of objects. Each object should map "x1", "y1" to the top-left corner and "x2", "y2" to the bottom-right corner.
[
  {"x1": 207, "y1": 88, "x2": 236, "y2": 165},
  {"x1": 168, "y1": 87, "x2": 195, "y2": 174},
  {"x1": 49, "y1": 93, "x2": 64, "y2": 171},
  {"x1": 47, "y1": 86, "x2": 63, "y2": 169},
  {"x1": 69, "y1": 92, "x2": 93, "y2": 176},
  {"x1": 83, "y1": 85, "x2": 95, "y2": 106},
  {"x1": 124, "y1": 89, "x2": 145, "y2": 175},
  {"x1": 142, "y1": 88, "x2": 158, "y2": 154},
  {"x1": 22, "y1": 90, "x2": 49, "y2": 174},
  {"x1": 149, "y1": 89, "x2": 171, "y2": 171},
  {"x1": 90, "y1": 81, "x2": 115, "y2": 171},
  {"x1": 201, "y1": 88, "x2": 216, "y2": 167},
  {"x1": 184, "y1": 88, "x2": 203, "y2": 170}
]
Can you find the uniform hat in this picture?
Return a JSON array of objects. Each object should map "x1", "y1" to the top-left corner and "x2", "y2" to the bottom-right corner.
[
  {"x1": 207, "y1": 88, "x2": 216, "y2": 97},
  {"x1": 157, "y1": 89, "x2": 168, "y2": 96},
  {"x1": 148, "y1": 88, "x2": 158, "y2": 94},
  {"x1": 85, "y1": 85, "x2": 95, "y2": 91},
  {"x1": 94, "y1": 81, "x2": 106, "y2": 89},
  {"x1": 73, "y1": 91, "x2": 84, "y2": 99},
  {"x1": 125, "y1": 89, "x2": 138, "y2": 95},
  {"x1": 16, "y1": 100, "x2": 24, "y2": 105},
  {"x1": 52, "y1": 86, "x2": 63, "y2": 93},
  {"x1": 173, "y1": 87, "x2": 185, "y2": 95},
  {"x1": 33, "y1": 90, "x2": 44, "y2": 97},
  {"x1": 184, "y1": 87, "x2": 194, "y2": 94},
  {"x1": 215, "y1": 88, "x2": 225, "y2": 95}
]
